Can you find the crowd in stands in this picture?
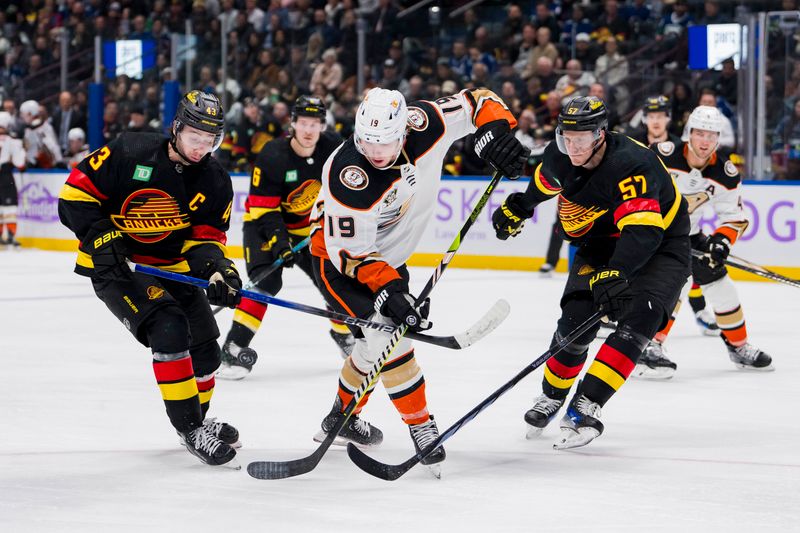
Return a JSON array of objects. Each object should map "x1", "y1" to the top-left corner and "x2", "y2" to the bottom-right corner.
[{"x1": 0, "y1": 0, "x2": 799, "y2": 178}]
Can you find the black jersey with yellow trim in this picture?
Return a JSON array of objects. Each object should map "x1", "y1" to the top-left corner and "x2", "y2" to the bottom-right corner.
[
  {"x1": 244, "y1": 131, "x2": 341, "y2": 236},
  {"x1": 58, "y1": 132, "x2": 234, "y2": 277},
  {"x1": 518, "y1": 132, "x2": 690, "y2": 276}
]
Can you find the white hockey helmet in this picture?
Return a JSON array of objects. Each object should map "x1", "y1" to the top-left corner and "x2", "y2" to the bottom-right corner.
[
  {"x1": 686, "y1": 105, "x2": 722, "y2": 135},
  {"x1": 354, "y1": 87, "x2": 408, "y2": 169},
  {"x1": 68, "y1": 127, "x2": 85, "y2": 142},
  {"x1": 20, "y1": 100, "x2": 40, "y2": 119},
  {"x1": 0, "y1": 111, "x2": 11, "y2": 131}
]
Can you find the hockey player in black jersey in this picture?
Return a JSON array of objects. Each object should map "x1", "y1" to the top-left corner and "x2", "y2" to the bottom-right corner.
[
  {"x1": 58, "y1": 91, "x2": 243, "y2": 467},
  {"x1": 218, "y1": 96, "x2": 354, "y2": 380},
  {"x1": 492, "y1": 96, "x2": 691, "y2": 449},
  {"x1": 636, "y1": 105, "x2": 774, "y2": 377}
]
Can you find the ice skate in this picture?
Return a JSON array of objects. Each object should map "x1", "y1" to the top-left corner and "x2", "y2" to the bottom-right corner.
[
  {"x1": 179, "y1": 424, "x2": 239, "y2": 468},
  {"x1": 409, "y1": 415, "x2": 446, "y2": 479},
  {"x1": 313, "y1": 397, "x2": 383, "y2": 448},
  {"x1": 554, "y1": 394, "x2": 603, "y2": 450},
  {"x1": 538, "y1": 263, "x2": 554, "y2": 278},
  {"x1": 329, "y1": 328, "x2": 355, "y2": 359},
  {"x1": 723, "y1": 336, "x2": 774, "y2": 371},
  {"x1": 216, "y1": 341, "x2": 258, "y2": 380},
  {"x1": 524, "y1": 394, "x2": 565, "y2": 439},
  {"x1": 632, "y1": 340, "x2": 676, "y2": 380},
  {"x1": 203, "y1": 417, "x2": 241, "y2": 448},
  {"x1": 694, "y1": 308, "x2": 720, "y2": 336}
]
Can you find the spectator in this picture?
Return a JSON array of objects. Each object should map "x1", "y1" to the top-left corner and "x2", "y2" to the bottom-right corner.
[
  {"x1": 594, "y1": 38, "x2": 630, "y2": 110},
  {"x1": 556, "y1": 59, "x2": 596, "y2": 102},
  {"x1": 502, "y1": 4, "x2": 526, "y2": 49},
  {"x1": 522, "y1": 27, "x2": 559, "y2": 80},
  {"x1": 713, "y1": 57, "x2": 738, "y2": 106},
  {"x1": 698, "y1": 1, "x2": 726, "y2": 25},
  {"x1": 449, "y1": 40, "x2": 472, "y2": 82},
  {"x1": 536, "y1": 91, "x2": 563, "y2": 139},
  {"x1": 573, "y1": 33, "x2": 600, "y2": 70},
  {"x1": 471, "y1": 63, "x2": 492, "y2": 92},
  {"x1": 515, "y1": 108, "x2": 538, "y2": 153},
  {"x1": 500, "y1": 80, "x2": 521, "y2": 116},
  {"x1": 659, "y1": 0, "x2": 693, "y2": 37},
  {"x1": 127, "y1": 105, "x2": 157, "y2": 134},
  {"x1": 493, "y1": 60, "x2": 525, "y2": 96},
  {"x1": 512, "y1": 24, "x2": 537, "y2": 78},
  {"x1": 520, "y1": 76, "x2": 546, "y2": 112},
  {"x1": 102, "y1": 100, "x2": 123, "y2": 144},
  {"x1": 310, "y1": 48, "x2": 343, "y2": 92},
  {"x1": 379, "y1": 59, "x2": 408, "y2": 94},
  {"x1": 531, "y1": 56, "x2": 559, "y2": 93},
  {"x1": 468, "y1": 45, "x2": 497, "y2": 75},
  {"x1": 561, "y1": 5, "x2": 594, "y2": 45},
  {"x1": 288, "y1": 45, "x2": 313, "y2": 94},
  {"x1": 245, "y1": 0, "x2": 266, "y2": 31},
  {"x1": 533, "y1": 2, "x2": 560, "y2": 42},
  {"x1": 51, "y1": 91, "x2": 86, "y2": 155},
  {"x1": 310, "y1": 8, "x2": 338, "y2": 50},
  {"x1": 670, "y1": 81, "x2": 694, "y2": 135},
  {"x1": 248, "y1": 49, "x2": 282, "y2": 89},
  {"x1": 588, "y1": 82, "x2": 620, "y2": 130},
  {"x1": 596, "y1": 0, "x2": 631, "y2": 41},
  {"x1": 772, "y1": 98, "x2": 800, "y2": 180},
  {"x1": 403, "y1": 75, "x2": 426, "y2": 102}
]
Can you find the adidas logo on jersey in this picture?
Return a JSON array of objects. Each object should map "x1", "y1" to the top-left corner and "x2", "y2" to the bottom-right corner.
[{"x1": 474, "y1": 131, "x2": 494, "y2": 156}]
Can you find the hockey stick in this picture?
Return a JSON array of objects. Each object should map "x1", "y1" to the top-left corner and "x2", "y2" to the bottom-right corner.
[
  {"x1": 247, "y1": 170, "x2": 506, "y2": 480},
  {"x1": 690, "y1": 250, "x2": 800, "y2": 289},
  {"x1": 131, "y1": 263, "x2": 508, "y2": 350},
  {"x1": 346, "y1": 311, "x2": 603, "y2": 480},
  {"x1": 211, "y1": 236, "x2": 310, "y2": 315}
]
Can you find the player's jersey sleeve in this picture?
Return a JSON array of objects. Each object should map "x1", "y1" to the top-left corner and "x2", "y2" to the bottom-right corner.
[
  {"x1": 182, "y1": 162, "x2": 235, "y2": 275},
  {"x1": 321, "y1": 156, "x2": 402, "y2": 293},
  {"x1": 243, "y1": 142, "x2": 287, "y2": 239},
  {"x1": 607, "y1": 153, "x2": 679, "y2": 276},
  {"x1": 710, "y1": 157, "x2": 748, "y2": 245},
  {"x1": 426, "y1": 88, "x2": 518, "y2": 147},
  {"x1": 58, "y1": 140, "x2": 119, "y2": 242}
]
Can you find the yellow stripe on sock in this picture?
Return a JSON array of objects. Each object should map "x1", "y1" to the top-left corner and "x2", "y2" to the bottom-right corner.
[
  {"x1": 586, "y1": 361, "x2": 625, "y2": 391},
  {"x1": 544, "y1": 366, "x2": 576, "y2": 390},
  {"x1": 158, "y1": 378, "x2": 199, "y2": 401},
  {"x1": 233, "y1": 309, "x2": 262, "y2": 333},
  {"x1": 198, "y1": 390, "x2": 213, "y2": 405}
]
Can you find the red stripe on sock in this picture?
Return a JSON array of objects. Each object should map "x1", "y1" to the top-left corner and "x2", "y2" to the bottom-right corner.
[
  {"x1": 545, "y1": 357, "x2": 584, "y2": 379},
  {"x1": 152, "y1": 356, "x2": 194, "y2": 382},
  {"x1": 196, "y1": 375, "x2": 215, "y2": 392},
  {"x1": 238, "y1": 297, "x2": 268, "y2": 320},
  {"x1": 594, "y1": 343, "x2": 636, "y2": 378}
]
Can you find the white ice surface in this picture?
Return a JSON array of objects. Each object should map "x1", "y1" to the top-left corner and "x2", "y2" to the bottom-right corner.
[{"x1": 1, "y1": 250, "x2": 798, "y2": 533}]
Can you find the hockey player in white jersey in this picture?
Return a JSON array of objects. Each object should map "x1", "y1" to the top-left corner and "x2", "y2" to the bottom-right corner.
[
  {"x1": 635, "y1": 106, "x2": 774, "y2": 378},
  {"x1": 308, "y1": 87, "x2": 527, "y2": 470}
]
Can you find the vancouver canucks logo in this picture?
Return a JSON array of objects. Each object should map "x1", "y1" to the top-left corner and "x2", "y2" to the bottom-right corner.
[
  {"x1": 557, "y1": 196, "x2": 608, "y2": 238},
  {"x1": 110, "y1": 188, "x2": 190, "y2": 243}
]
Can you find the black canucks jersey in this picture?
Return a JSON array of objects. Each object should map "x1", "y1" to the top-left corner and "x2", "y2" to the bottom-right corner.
[
  {"x1": 243, "y1": 131, "x2": 341, "y2": 238},
  {"x1": 58, "y1": 132, "x2": 234, "y2": 276},
  {"x1": 519, "y1": 132, "x2": 690, "y2": 276}
]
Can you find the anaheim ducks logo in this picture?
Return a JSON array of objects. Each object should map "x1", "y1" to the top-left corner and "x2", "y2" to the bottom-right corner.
[
  {"x1": 340, "y1": 165, "x2": 369, "y2": 190},
  {"x1": 282, "y1": 179, "x2": 321, "y2": 215},
  {"x1": 146, "y1": 286, "x2": 165, "y2": 300},
  {"x1": 557, "y1": 196, "x2": 608, "y2": 238},
  {"x1": 407, "y1": 107, "x2": 428, "y2": 131},
  {"x1": 110, "y1": 188, "x2": 190, "y2": 243}
]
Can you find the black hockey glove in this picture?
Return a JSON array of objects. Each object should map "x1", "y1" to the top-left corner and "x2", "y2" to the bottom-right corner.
[
  {"x1": 473, "y1": 119, "x2": 530, "y2": 179},
  {"x1": 492, "y1": 192, "x2": 534, "y2": 240},
  {"x1": 82, "y1": 220, "x2": 131, "y2": 281},
  {"x1": 205, "y1": 258, "x2": 242, "y2": 308},
  {"x1": 262, "y1": 231, "x2": 295, "y2": 268},
  {"x1": 701, "y1": 233, "x2": 731, "y2": 269},
  {"x1": 589, "y1": 268, "x2": 633, "y2": 322},
  {"x1": 374, "y1": 279, "x2": 432, "y2": 332}
]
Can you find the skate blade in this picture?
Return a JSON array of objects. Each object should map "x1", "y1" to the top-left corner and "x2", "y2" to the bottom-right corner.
[
  {"x1": 733, "y1": 362, "x2": 775, "y2": 372},
  {"x1": 701, "y1": 328, "x2": 720, "y2": 337},
  {"x1": 631, "y1": 364, "x2": 675, "y2": 380},
  {"x1": 525, "y1": 425, "x2": 545, "y2": 440},
  {"x1": 425, "y1": 464, "x2": 442, "y2": 479},
  {"x1": 218, "y1": 457, "x2": 242, "y2": 470},
  {"x1": 553, "y1": 427, "x2": 600, "y2": 450},
  {"x1": 215, "y1": 364, "x2": 251, "y2": 381}
]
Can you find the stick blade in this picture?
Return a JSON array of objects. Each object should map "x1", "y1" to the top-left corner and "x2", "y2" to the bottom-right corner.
[
  {"x1": 453, "y1": 298, "x2": 511, "y2": 348},
  {"x1": 247, "y1": 454, "x2": 320, "y2": 479},
  {"x1": 346, "y1": 443, "x2": 417, "y2": 481}
]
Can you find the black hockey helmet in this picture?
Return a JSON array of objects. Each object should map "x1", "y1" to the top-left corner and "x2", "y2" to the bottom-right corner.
[
  {"x1": 643, "y1": 95, "x2": 671, "y2": 116},
  {"x1": 557, "y1": 96, "x2": 609, "y2": 132},
  {"x1": 171, "y1": 90, "x2": 225, "y2": 160},
  {"x1": 292, "y1": 95, "x2": 326, "y2": 122}
]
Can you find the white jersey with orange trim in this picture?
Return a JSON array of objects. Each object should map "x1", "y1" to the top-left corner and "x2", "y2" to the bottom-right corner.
[
  {"x1": 653, "y1": 140, "x2": 748, "y2": 243},
  {"x1": 311, "y1": 89, "x2": 516, "y2": 292}
]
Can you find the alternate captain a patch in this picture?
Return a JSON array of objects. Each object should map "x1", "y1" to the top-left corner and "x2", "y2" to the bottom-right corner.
[{"x1": 340, "y1": 165, "x2": 369, "y2": 191}]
